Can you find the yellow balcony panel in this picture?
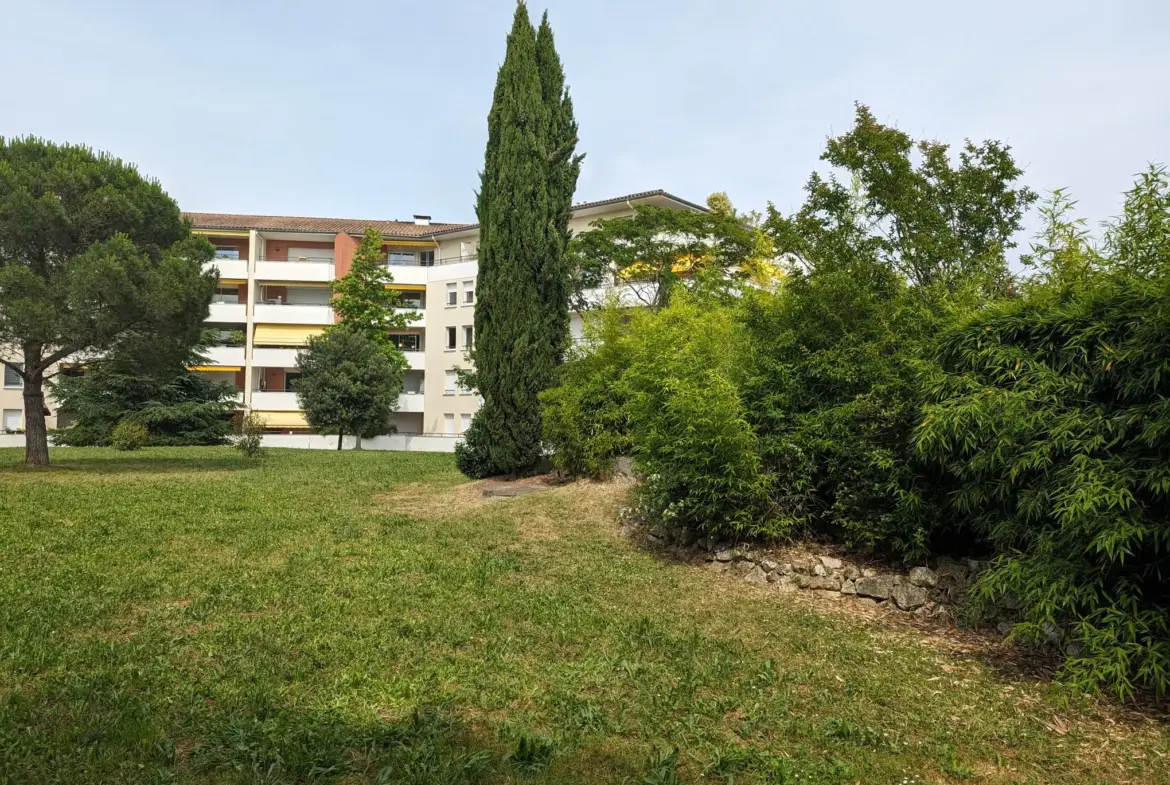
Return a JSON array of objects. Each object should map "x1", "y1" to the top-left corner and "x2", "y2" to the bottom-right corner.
[
  {"x1": 253, "y1": 325, "x2": 326, "y2": 347},
  {"x1": 256, "y1": 411, "x2": 309, "y2": 429}
]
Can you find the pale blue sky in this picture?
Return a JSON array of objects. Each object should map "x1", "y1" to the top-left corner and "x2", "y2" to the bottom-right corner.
[{"x1": 2, "y1": 0, "x2": 1168, "y2": 237}]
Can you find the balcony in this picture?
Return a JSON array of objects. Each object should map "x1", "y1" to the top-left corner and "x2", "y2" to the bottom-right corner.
[
  {"x1": 252, "y1": 347, "x2": 301, "y2": 368},
  {"x1": 398, "y1": 392, "x2": 425, "y2": 413},
  {"x1": 203, "y1": 346, "x2": 245, "y2": 367},
  {"x1": 404, "y1": 351, "x2": 424, "y2": 370},
  {"x1": 204, "y1": 258, "x2": 248, "y2": 281},
  {"x1": 208, "y1": 302, "x2": 247, "y2": 322},
  {"x1": 253, "y1": 303, "x2": 334, "y2": 325},
  {"x1": 251, "y1": 391, "x2": 300, "y2": 411},
  {"x1": 395, "y1": 307, "x2": 425, "y2": 328},
  {"x1": 383, "y1": 265, "x2": 428, "y2": 287},
  {"x1": 255, "y1": 258, "x2": 335, "y2": 283}
]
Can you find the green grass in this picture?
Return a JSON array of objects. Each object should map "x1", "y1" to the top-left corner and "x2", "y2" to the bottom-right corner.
[{"x1": 0, "y1": 447, "x2": 1165, "y2": 784}]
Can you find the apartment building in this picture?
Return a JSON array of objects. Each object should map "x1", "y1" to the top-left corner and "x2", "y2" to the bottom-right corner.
[{"x1": 0, "y1": 190, "x2": 704, "y2": 442}]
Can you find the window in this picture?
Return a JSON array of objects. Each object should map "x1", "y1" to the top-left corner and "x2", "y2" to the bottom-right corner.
[
  {"x1": 391, "y1": 333, "x2": 421, "y2": 352},
  {"x1": 463, "y1": 325, "x2": 474, "y2": 348},
  {"x1": 399, "y1": 292, "x2": 423, "y2": 309},
  {"x1": 446, "y1": 283, "x2": 458, "y2": 306},
  {"x1": 461, "y1": 413, "x2": 471, "y2": 433},
  {"x1": 463, "y1": 281, "x2": 475, "y2": 304},
  {"x1": 460, "y1": 241, "x2": 476, "y2": 260},
  {"x1": 386, "y1": 251, "x2": 414, "y2": 265},
  {"x1": 214, "y1": 246, "x2": 240, "y2": 260},
  {"x1": 418, "y1": 250, "x2": 435, "y2": 266},
  {"x1": 3, "y1": 363, "x2": 23, "y2": 389},
  {"x1": 3, "y1": 409, "x2": 21, "y2": 433},
  {"x1": 445, "y1": 326, "x2": 457, "y2": 350},
  {"x1": 212, "y1": 285, "x2": 239, "y2": 304},
  {"x1": 444, "y1": 413, "x2": 455, "y2": 435},
  {"x1": 283, "y1": 372, "x2": 301, "y2": 392},
  {"x1": 444, "y1": 370, "x2": 457, "y2": 394}
]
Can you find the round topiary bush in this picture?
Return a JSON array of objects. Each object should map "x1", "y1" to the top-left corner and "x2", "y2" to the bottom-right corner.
[{"x1": 110, "y1": 420, "x2": 149, "y2": 451}]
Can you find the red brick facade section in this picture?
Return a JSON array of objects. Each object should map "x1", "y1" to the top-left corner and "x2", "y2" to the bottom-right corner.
[{"x1": 262, "y1": 240, "x2": 334, "y2": 262}]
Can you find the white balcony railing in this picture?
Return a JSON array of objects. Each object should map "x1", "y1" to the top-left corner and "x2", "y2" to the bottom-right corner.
[
  {"x1": 251, "y1": 391, "x2": 300, "y2": 411},
  {"x1": 204, "y1": 259, "x2": 248, "y2": 281},
  {"x1": 252, "y1": 347, "x2": 301, "y2": 368},
  {"x1": 384, "y1": 265, "x2": 428, "y2": 286},
  {"x1": 395, "y1": 308, "x2": 425, "y2": 328},
  {"x1": 404, "y1": 351, "x2": 424, "y2": 370},
  {"x1": 255, "y1": 260, "x2": 335, "y2": 283},
  {"x1": 398, "y1": 392, "x2": 425, "y2": 413},
  {"x1": 202, "y1": 346, "x2": 245, "y2": 367},
  {"x1": 253, "y1": 303, "x2": 334, "y2": 325},
  {"x1": 208, "y1": 302, "x2": 247, "y2": 322}
]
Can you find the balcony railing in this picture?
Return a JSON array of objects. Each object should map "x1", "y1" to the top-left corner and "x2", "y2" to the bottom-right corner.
[{"x1": 258, "y1": 255, "x2": 333, "y2": 264}]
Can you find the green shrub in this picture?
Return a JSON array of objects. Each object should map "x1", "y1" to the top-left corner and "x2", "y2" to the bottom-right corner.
[
  {"x1": 918, "y1": 173, "x2": 1170, "y2": 700},
  {"x1": 233, "y1": 412, "x2": 266, "y2": 458},
  {"x1": 110, "y1": 419, "x2": 149, "y2": 451},
  {"x1": 540, "y1": 305, "x2": 634, "y2": 478}
]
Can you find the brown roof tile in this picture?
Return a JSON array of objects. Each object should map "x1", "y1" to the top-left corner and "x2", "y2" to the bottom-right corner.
[{"x1": 183, "y1": 212, "x2": 471, "y2": 237}]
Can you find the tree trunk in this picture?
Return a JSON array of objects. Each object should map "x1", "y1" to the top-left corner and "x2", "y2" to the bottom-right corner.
[
  {"x1": 23, "y1": 366, "x2": 50, "y2": 467},
  {"x1": 337, "y1": 430, "x2": 344, "y2": 451},
  {"x1": 354, "y1": 433, "x2": 363, "y2": 451}
]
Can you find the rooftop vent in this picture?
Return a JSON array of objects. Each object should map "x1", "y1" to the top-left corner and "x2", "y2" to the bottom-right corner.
[{"x1": 413, "y1": 214, "x2": 431, "y2": 226}]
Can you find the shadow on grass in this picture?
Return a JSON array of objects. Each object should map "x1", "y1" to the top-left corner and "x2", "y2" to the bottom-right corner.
[
  {"x1": 0, "y1": 454, "x2": 254, "y2": 476},
  {"x1": 0, "y1": 677, "x2": 659, "y2": 785}
]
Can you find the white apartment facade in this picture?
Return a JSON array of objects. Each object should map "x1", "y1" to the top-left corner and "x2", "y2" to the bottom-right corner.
[{"x1": 0, "y1": 190, "x2": 705, "y2": 444}]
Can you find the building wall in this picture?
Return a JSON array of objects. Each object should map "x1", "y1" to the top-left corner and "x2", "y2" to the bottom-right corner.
[
  {"x1": 261, "y1": 240, "x2": 333, "y2": 262},
  {"x1": 423, "y1": 257, "x2": 478, "y2": 434}
]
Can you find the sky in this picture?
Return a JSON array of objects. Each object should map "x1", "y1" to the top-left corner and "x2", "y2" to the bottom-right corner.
[{"x1": 2, "y1": 0, "x2": 1168, "y2": 241}]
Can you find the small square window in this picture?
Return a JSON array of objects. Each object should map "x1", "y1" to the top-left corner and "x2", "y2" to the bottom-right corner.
[{"x1": 3, "y1": 363, "x2": 23, "y2": 389}]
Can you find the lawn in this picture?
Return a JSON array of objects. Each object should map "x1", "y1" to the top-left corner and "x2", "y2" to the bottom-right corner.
[{"x1": 0, "y1": 447, "x2": 1165, "y2": 784}]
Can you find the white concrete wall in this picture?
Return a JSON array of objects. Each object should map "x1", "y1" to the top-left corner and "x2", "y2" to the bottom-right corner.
[
  {"x1": 255, "y1": 261, "x2": 335, "y2": 282},
  {"x1": 261, "y1": 433, "x2": 459, "y2": 452},
  {"x1": 253, "y1": 304, "x2": 334, "y2": 325}
]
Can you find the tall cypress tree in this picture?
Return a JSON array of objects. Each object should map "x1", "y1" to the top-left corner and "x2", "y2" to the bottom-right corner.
[
  {"x1": 536, "y1": 11, "x2": 583, "y2": 365},
  {"x1": 457, "y1": 3, "x2": 553, "y2": 477}
]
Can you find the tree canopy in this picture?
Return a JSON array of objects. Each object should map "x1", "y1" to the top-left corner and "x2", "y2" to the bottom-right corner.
[{"x1": 0, "y1": 136, "x2": 216, "y2": 465}]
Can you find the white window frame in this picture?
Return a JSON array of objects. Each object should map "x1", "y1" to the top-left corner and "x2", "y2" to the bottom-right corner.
[
  {"x1": 445, "y1": 326, "x2": 457, "y2": 350},
  {"x1": 463, "y1": 325, "x2": 473, "y2": 348},
  {"x1": 444, "y1": 413, "x2": 456, "y2": 435},
  {"x1": 446, "y1": 283, "x2": 458, "y2": 307},
  {"x1": 460, "y1": 413, "x2": 472, "y2": 433},
  {"x1": 2, "y1": 409, "x2": 21, "y2": 433},
  {"x1": 444, "y1": 370, "x2": 457, "y2": 395},
  {"x1": 3, "y1": 363, "x2": 23, "y2": 389},
  {"x1": 463, "y1": 281, "x2": 475, "y2": 305}
]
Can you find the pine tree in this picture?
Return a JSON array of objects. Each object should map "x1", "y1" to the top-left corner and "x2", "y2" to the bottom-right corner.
[
  {"x1": 536, "y1": 10, "x2": 583, "y2": 364},
  {"x1": 457, "y1": 3, "x2": 557, "y2": 477}
]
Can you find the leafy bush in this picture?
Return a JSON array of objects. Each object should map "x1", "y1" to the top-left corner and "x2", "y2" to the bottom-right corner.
[
  {"x1": 233, "y1": 412, "x2": 266, "y2": 458},
  {"x1": 918, "y1": 172, "x2": 1170, "y2": 699},
  {"x1": 110, "y1": 419, "x2": 149, "y2": 451},
  {"x1": 540, "y1": 305, "x2": 634, "y2": 478}
]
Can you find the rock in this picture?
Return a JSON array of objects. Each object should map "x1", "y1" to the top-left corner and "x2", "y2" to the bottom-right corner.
[
  {"x1": 997, "y1": 621, "x2": 1014, "y2": 636},
  {"x1": 771, "y1": 574, "x2": 798, "y2": 592},
  {"x1": 678, "y1": 529, "x2": 700, "y2": 548},
  {"x1": 619, "y1": 523, "x2": 636, "y2": 539},
  {"x1": 908, "y1": 567, "x2": 938, "y2": 588},
  {"x1": 613, "y1": 456, "x2": 635, "y2": 477},
  {"x1": 861, "y1": 567, "x2": 879, "y2": 579},
  {"x1": 819, "y1": 556, "x2": 843, "y2": 570},
  {"x1": 928, "y1": 589, "x2": 947, "y2": 604},
  {"x1": 935, "y1": 559, "x2": 968, "y2": 581},
  {"x1": 700, "y1": 536, "x2": 716, "y2": 552},
  {"x1": 892, "y1": 584, "x2": 928, "y2": 610},
  {"x1": 729, "y1": 560, "x2": 756, "y2": 579},
  {"x1": 840, "y1": 579, "x2": 857, "y2": 596},
  {"x1": 743, "y1": 565, "x2": 769, "y2": 586},
  {"x1": 892, "y1": 574, "x2": 904, "y2": 585},
  {"x1": 759, "y1": 558, "x2": 779, "y2": 573},
  {"x1": 967, "y1": 558, "x2": 986, "y2": 574},
  {"x1": 842, "y1": 566, "x2": 860, "y2": 581},
  {"x1": 1041, "y1": 622, "x2": 1062, "y2": 645},
  {"x1": 714, "y1": 548, "x2": 735, "y2": 562},
  {"x1": 812, "y1": 564, "x2": 828, "y2": 577},
  {"x1": 778, "y1": 562, "x2": 795, "y2": 576},
  {"x1": 706, "y1": 561, "x2": 729, "y2": 575},
  {"x1": 792, "y1": 559, "x2": 814, "y2": 575},
  {"x1": 1000, "y1": 592, "x2": 1022, "y2": 611},
  {"x1": 913, "y1": 606, "x2": 930, "y2": 618},
  {"x1": 811, "y1": 589, "x2": 842, "y2": 600},
  {"x1": 804, "y1": 575, "x2": 841, "y2": 592},
  {"x1": 646, "y1": 533, "x2": 663, "y2": 544},
  {"x1": 855, "y1": 576, "x2": 895, "y2": 600},
  {"x1": 854, "y1": 597, "x2": 878, "y2": 607},
  {"x1": 483, "y1": 485, "x2": 542, "y2": 498}
]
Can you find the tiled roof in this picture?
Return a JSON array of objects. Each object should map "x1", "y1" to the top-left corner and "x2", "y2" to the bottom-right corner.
[
  {"x1": 185, "y1": 190, "x2": 705, "y2": 238},
  {"x1": 183, "y1": 212, "x2": 471, "y2": 237}
]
